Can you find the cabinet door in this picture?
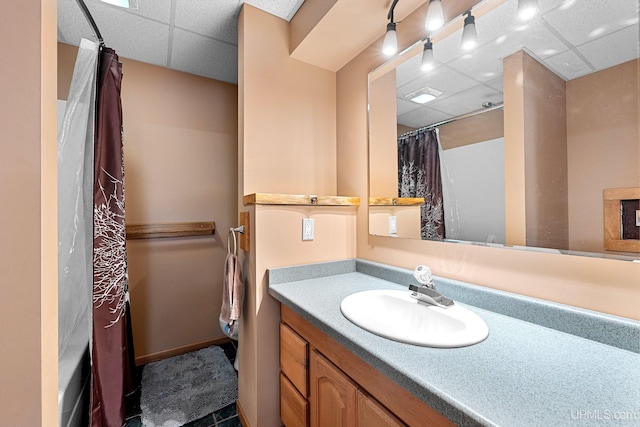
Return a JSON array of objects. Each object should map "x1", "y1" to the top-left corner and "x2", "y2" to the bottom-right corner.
[
  {"x1": 310, "y1": 350, "x2": 357, "y2": 427},
  {"x1": 357, "y1": 390, "x2": 406, "y2": 427}
]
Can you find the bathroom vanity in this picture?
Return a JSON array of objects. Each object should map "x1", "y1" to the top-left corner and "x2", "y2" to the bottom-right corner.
[{"x1": 268, "y1": 259, "x2": 640, "y2": 426}]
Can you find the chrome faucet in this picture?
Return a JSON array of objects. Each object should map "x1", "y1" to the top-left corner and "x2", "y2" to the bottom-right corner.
[{"x1": 409, "y1": 265, "x2": 454, "y2": 308}]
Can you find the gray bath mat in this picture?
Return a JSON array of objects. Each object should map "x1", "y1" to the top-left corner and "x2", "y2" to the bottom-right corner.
[{"x1": 140, "y1": 346, "x2": 238, "y2": 427}]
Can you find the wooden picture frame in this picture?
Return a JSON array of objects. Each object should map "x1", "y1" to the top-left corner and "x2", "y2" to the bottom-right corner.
[{"x1": 603, "y1": 187, "x2": 640, "y2": 253}]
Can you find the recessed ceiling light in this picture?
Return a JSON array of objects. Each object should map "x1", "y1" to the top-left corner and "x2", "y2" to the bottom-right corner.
[
  {"x1": 404, "y1": 86, "x2": 443, "y2": 104},
  {"x1": 411, "y1": 94, "x2": 437, "y2": 104},
  {"x1": 98, "y1": 0, "x2": 138, "y2": 9}
]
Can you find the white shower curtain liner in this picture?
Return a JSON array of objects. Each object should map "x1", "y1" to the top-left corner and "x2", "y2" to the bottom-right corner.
[{"x1": 57, "y1": 38, "x2": 99, "y2": 358}]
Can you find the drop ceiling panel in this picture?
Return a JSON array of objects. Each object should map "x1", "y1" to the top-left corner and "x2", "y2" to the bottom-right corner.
[
  {"x1": 542, "y1": 49, "x2": 592, "y2": 81},
  {"x1": 485, "y1": 76, "x2": 503, "y2": 92},
  {"x1": 174, "y1": 0, "x2": 239, "y2": 43},
  {"x1": 88, "y1": 0, "x2": 172, "y2": 24},
  {"x1": 542, "y1": 0, "x2": 638, "y2": 46},
  {"x1": 398, "y1": 65, "x2": 480, "y2": 100},
  {"x1": 396, "y1": 98, "x2": 421, "y2": 117},
  {"x1": 245, "y1": 0, "x2": 306, "y2": 21},
  {"x1": 472, "y1": 0, "x2": 519, "y2": 46},
  {"x1": 171, "y1": 28, "x2": 238, "y2": 82},
  {"x1": 446, "y1": 50, "x2": 504, "y2": 83},
  {"x1": 427, "y1": 84, "x2": 502, "y2": 117},
  {"x1": 577, "y1": 26, "x2": 639, "y2": 71},
  {"x1": 99, "y1": 11, "x2": 171, "y2": 66},
  {"x1": 398, "y1": 106, "x2": 452, "y2": 129},
  {"x1": 394, "y1": 54, "x2": 423, "y2": 87},
  {"x1": 58, "y1": 0, "x2": 306, "y2": 84}
]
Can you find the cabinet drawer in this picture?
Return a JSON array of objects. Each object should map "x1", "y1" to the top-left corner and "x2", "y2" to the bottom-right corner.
[
  {"x1": 281, "y1": 373, "x2": 309, "y2": 427},
  {"x1": 280, "y1": 323, "x2": 308, "y2": 396}
]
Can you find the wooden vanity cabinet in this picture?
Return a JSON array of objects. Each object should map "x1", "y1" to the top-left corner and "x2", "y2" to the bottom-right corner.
[
  {"x1": 279, "y1": 305, "x2": 454, "y2": 427},
  {"x1": 310, "y1": 350, "x2": 405, "y2": 427}
]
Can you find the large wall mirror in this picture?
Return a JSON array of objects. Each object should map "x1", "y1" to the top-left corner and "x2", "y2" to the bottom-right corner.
[{"x1": 368, "y1": 0, "x2": 639, "y2": 261}]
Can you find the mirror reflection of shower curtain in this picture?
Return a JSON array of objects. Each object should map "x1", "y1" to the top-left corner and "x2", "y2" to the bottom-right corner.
[
  {"x1": 90, "y1": 46, "x2": 135, "y2": 426},
  {"x1": 57, "y1": 38, "x2": 98, "y2": 359},
  {"x1": 398, "y1": 129, "x2": 445, "y2": 240}
]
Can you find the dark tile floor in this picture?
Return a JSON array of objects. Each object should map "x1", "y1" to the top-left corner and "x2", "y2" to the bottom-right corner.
[{"x1": 125, "y1": 341, "x2": 240, "y2": 427}]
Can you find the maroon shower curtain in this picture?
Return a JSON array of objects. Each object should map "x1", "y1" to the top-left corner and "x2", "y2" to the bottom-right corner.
[
  {"x1": 398, "y1": 129, "x2": 445, "y2": 240},
  {"x1": 90, "y1": 47, "x2": 135, "y2": 426}
]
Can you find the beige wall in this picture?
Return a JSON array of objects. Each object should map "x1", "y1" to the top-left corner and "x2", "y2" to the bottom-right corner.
[
  {"x1": 240, "y1": 6, "x2": 337, "y2": 196},
  {"x1": 238, "y1": 206, "x2": 357, "y2": 426},
  {"x1": 504, "y1": 50, "x2": 569, "y2": 250},
  {"x1": 567, "y1": 59, "x2": 639, "y2": 254},
  {"x1": 0, "y1": 0, "x2": 58, "y2": 425},
  {"x1": 438, "y1": 109, "x2": 504, "y2": 149},
  {"x1": 369, "y1": 206, "x2": 422, "y2": 238},
  {"x1": 337, "y1": 4, "x2": 640, "y2": 321},
  {"x1": 58, "y1": 43, "x2": 239, "y2": 361},
  {"x1": 238, "y1": 5, "x2": 356, "y2": 426},
  {"x1": 369, "y1": 69, "x2": 398, "y2": 197}
]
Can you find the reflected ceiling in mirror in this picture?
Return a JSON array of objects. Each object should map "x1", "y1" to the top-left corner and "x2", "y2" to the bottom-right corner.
[
  {"x1": 368, "y1": 0, "x2": 640, "y2": 261},
  {"x1": 397, "y1": 0, "x2": 638, "y2": 128}
]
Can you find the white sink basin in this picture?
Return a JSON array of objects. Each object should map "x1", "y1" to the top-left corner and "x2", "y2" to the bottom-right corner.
[{"x1": 340, "y1": 289, "x2": 488, "y2": 348}]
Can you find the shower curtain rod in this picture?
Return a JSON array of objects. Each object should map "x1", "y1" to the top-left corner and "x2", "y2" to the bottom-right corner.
[
  {"x1": 399, "y1": 102, "x2": 504, "y2": 138},
  {"x1": 75, "y1": 0, "x2": 105, "y2": 47}
]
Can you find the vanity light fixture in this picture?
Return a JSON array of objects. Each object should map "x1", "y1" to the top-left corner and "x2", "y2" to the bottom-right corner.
[
  {"x1": 383, "y1": 0, "x2": 400, "y2": 56},
  {"x1": 421, "y1": 38, "x2": 436, "y2": 71},
  {"x1": 517, "y1": 0, "x2": 539, "y2": 21},
  {"x1": 461, "y1": 10, "x2": 478, "y2": 50},
  {"x1": 383, "y1": 22, "x2": 398, "y2": 56},
  {"x1": 425, "y1": 0, "x2": 444, "y2": 32}
]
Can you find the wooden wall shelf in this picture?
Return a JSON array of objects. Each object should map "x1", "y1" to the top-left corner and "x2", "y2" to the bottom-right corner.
[
  {"x1": 369, "y1": 197, "x2": 424, "y2": 206},
  {"x1": 243, "y1": 193, "x2": 360, "y2": 206},
  {"x1": 125, "y1": 221, "x2": 215, "y2": 240}
]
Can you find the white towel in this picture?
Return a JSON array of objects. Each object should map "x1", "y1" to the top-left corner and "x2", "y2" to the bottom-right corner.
[{"x1": 220, "y1": 253, "x2": 243, "y2": 336}]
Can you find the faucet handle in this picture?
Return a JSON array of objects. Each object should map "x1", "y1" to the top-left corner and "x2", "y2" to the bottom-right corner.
[{"x1": 413, "y1": 265, "x2": 434, "y2": 288}]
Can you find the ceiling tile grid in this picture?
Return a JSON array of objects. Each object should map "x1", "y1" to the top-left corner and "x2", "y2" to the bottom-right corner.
[
  {"x1": 58, "y1": 0, "x2": 305, "y2": 84},
  {"x1": 174, "y1": 0, "x2": 239, "y2": 43},
  {"x1": 171, "y1": 27, "x2": 238, "y2": 83}
]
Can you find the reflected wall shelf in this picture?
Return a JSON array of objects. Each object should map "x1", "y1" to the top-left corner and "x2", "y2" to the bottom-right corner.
[
  {"x1": 243, "y1": 193, "x2": 360, "y2": 206},
  {"x1": 369, "y1": 197, "x2": 424, "y2": 206},
  {"x1": 125, "y1": 221, "x2": 215, "y2": 239}
]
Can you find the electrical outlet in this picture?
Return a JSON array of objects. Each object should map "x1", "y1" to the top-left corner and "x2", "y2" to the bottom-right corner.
[
  {"x1": 388, "y1": 215, "x2": 398, "y2": 235},
  {"x1": 302, "y1": 218, "x2": 314, "y2": 241}
]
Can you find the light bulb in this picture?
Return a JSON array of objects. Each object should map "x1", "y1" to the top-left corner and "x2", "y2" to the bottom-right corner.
[
  {"x1": 382, "y1": 22, "x2": 398, "y2": 56},
  {"x1": 425, "y1": 0, "x2": 444, "y2": 32},
  {"x1": 517, "y1": 0, "x2": 539, "y2": 21},
  {"x1": 461, "y1": 13, "x2": 477, "y2": 51},
  {"x1": 421, "y1": 40, "x2": 435, "y2": 71}
]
